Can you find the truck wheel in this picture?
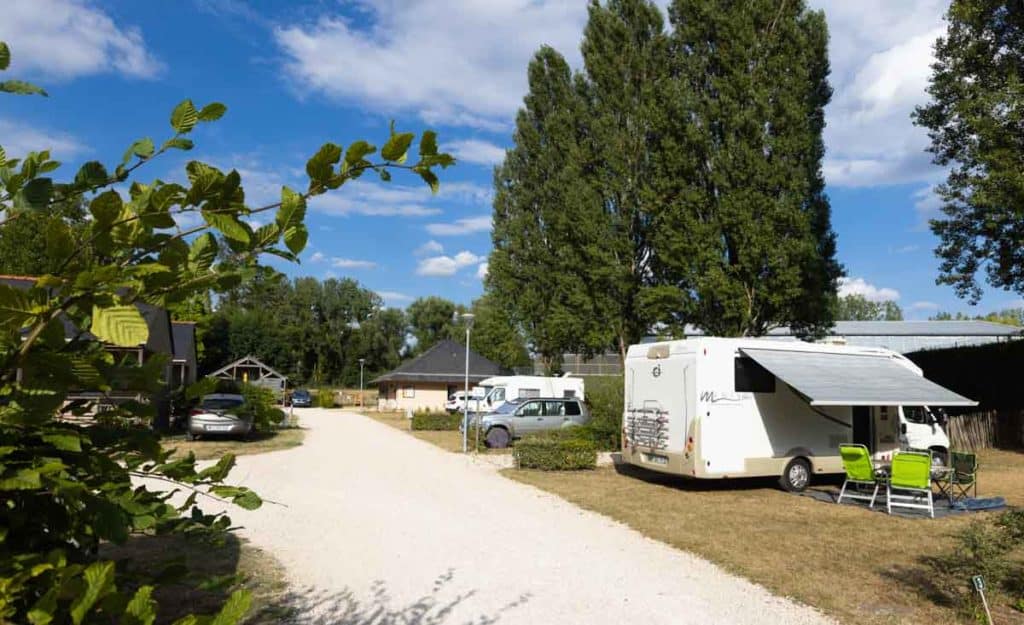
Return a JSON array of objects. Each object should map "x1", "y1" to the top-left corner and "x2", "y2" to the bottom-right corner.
[
  {"x1": 779, "y1": 458, "x2": 811, "y2": 492},
  {"x1": 485, "y1": 427, "x2": 510, "y2": 449}
]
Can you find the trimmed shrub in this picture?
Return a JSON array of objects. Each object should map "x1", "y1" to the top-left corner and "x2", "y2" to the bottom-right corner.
[
  {"x1": 582, "y1": 375, "x2": 623, "y2": 450},
  {"x1": 411, "y1": 410, "x2": 462, "y2": 431},
  {"x1": 317, "y1": 388, "x2": 336, "y2": 408},
  {"x1": 239, "y1": 383, "x2": 286, "y2": 429},
  {"x1": 514, "y1": 429, "x2": 597, "y2": 470}
]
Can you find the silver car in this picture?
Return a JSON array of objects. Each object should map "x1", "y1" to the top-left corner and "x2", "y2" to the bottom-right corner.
[
  {"x1": 188, "y1": 393, "x2": 252, "y2": 440},
  {"x1": 478, "y1": 397, "x2": 589, "y2": 448}
]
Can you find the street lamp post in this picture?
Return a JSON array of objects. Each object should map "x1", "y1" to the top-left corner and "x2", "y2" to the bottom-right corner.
[
  {"x1": 358, "y1": 358, "x2": 365, "y2": 409},
  {"x1": 459, "y1": 312, "x2": 475, "y2": 453}
]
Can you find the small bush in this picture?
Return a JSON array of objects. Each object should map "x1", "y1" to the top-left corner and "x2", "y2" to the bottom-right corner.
[
  {"x1": 582, "y1": 376, "x2": 623, "y2": 450},
  {"x1": 239, "y1": 383, "x2": 286, "y2": 430},
  {"x1": 317, "y1": 388, "x2": 336, "y2": 408},
  {"x1": 924, "y1": 509, "x2": 1024, "y2": 614},
  {"x1": 514, "y1": 429, "x2": 597, "y2": 470},
  {"x1": 411, "y1": 410, "x2": 462, "y2": 431}
]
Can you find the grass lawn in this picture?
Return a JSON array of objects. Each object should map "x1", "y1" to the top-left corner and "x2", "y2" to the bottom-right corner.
[
  {"x1": 164, "y1": 427, "x2": 305, "y2": 461},
  {"x1": 102, "y1": 533, "x2": 292, "y2": 624},
  {"x1": 505, "y1": 448, "x2": 1024, "y2": 625},
  {"x1": 361, "y1": 410, "x2": 511, "y2": 454}
]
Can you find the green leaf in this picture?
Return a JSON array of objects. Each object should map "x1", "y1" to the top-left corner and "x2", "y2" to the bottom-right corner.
[
  {"x1": 91, "y1": 305, "x2": 149, "y2": 347},
  {"x1": 41, "y1": 431, "x2": 82, "y2": 452},
  {"x1": 276, "y1": 186, "x2": 306, "y2": 230},
  {"x1": 20, "y1": 177, "x2": 53, "y2": 208},
  {"x1": 283, "y1": 223, "x2": 308, "y2": 255},
  {"x1": 418, "y1": 168, "x2": 439, "y2": 194},
  {"x1": 344, "y1": 140, "x2": 376, "y2": 166},
  {"x1": 306, "y1": 142, "x2": 342, "y2": 185},
  {"x1": 162, "y1": 137, "x2": 194, "y2": 151},
  {"x1": 381, "y1": 131, "x2": 415, "y2": 163},
  {"x1": 210, "y1": 590, "x2": 252, "y2": 625},
  {"x1": 89, "y1": 190, "x2": 122, "y2": 225},
  {"x1": 202, "y1": 211, "x2": 250, "y2": 243},
  {"x1": 127, "y1": 137, "x2": 155, "y2": 161},
  {"x1": 123, "y1": 586, "x2": 156, "y2": 625},
  {"x1": 0, "y1": 468, "x2": 42, "y2": 490},
  {"x1": 0, "y1": 80, "x2": 48, "y2": 96},
  {"x1": 170, "y1": 99, "x2": 198, "y2": 134},
  {"x1": 419, "y1": 130, "x2": 438, "y2": 157},
  {"x1": 197, "y1": 102, "x2": 227, "y2": 121},
  {"x1": 70, "y1": 561, "x2": 115, "y2": 625},
  {"x1": 74, "y1": 161, "x2": 109, "y2": 187},
  {"x1": 189, "y1": 232, "x2": 218, "y2": 270},
  {"x1": 197, "y1": 453, "x2": 235, "y2": 481},
  {"x1": 0, "y1": 42, "x2": 9, "y2": 71}
]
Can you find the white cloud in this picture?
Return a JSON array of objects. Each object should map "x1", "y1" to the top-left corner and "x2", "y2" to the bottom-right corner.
[
  {"x1": 274, "y1": 1, "x2": 585, "y2": 130},
  {"x1": 0, "y1": 118, "x2": 83, "y2": 159},
  {"x1": 309, "y1": 251, "x2": 326, "y2": 263},
  {"x1": 0, "y1": 0, "x2": 163, "y2": 79},
  {"x1": 891, "y1": 244, "x2": 920, "y2": 254},
  {"x1": 331, "y1": 257, "x2": 377, "y2": 269},
  {"x1": 838, "y1": 277, "x2": 900, "y2": 302},
  {"x1": 309, "y1": 180, "x2": 490, "y2": 218},
  {"x1": 476, "y1": 261, "x2": 489, "y2": 280},
  {"x1": 425, "y1": 215, "x2": 492, "y2": 237},
  {"x1": 415, "y1": 240, "x2": 444, "y2": 256},
  {"x1": 415, "y1": 250, "x2": 482, "y2": 277},
  {"x1": 447, "y1": 139, "x2": 506, "y2": 167},
  {"x1": 376, "y1": 290, "x2": 414, "y2": 306},
  {"x1": 912, "y1": 184, "x2": 944, "y2": 224},
  {"x1": 910, "y1": 301, "x2": 940, "y2": 311},
  {"x1": 809, "y1": 1, "x2": 947, "y2": 187}
]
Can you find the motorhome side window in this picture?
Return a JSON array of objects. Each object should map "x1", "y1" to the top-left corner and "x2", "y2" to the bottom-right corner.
[
  {"x1": 519, "y1": 388, "x2": 540, "y2": 399},
  {"x1": 734, "y1": 357, "x2": 776, "y2": 393}
]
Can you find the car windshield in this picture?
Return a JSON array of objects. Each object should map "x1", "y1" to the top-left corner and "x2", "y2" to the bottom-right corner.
[
  {"x1": 493, "y1": 400, "x2": 521, "y2": 415},
  {"x1": 293, "y1": 390, "x2": 310, "y2": 399},
  {"x1": 201, "y1": 398, "x2": 244, "y2": 410}
]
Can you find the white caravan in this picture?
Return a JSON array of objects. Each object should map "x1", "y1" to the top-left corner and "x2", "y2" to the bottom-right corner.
[
  {"x1": 475, "y1": 375, "x2": 585, "y2": 412},
  {"x1": 622, "y1": 338, "x2": 973, "y2": 491}
]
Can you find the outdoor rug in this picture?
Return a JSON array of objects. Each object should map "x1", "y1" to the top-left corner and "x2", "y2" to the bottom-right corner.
[{"x1": 797, "y1": 488, "x2": 1007, "y2": 519}]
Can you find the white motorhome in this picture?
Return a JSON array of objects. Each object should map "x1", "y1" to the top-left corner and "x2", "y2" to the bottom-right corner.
[
  {"x1": 474, "y1": 375, "x2": 585, "y2": 412},
  {"x1": 622, "y1": 337, "x2": 974, "y2": 491}
]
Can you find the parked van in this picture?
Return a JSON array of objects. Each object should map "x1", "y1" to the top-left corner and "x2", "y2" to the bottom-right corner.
[
  {"x1": 474, "y1": 375, "x2": 585, "y2": 412},
  {"x1": 622, "y1": 338, "x2": 974, "y2": 491}
]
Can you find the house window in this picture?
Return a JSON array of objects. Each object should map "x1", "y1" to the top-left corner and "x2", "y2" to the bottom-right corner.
[
  {"x1": 734, "y1": 357, "x2": 775, "y2": 393},
  {"x1": 402, "y1": 386, "x2": 416, "y2": 398}
]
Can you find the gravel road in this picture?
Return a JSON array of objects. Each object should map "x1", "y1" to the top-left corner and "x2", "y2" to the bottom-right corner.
[{"x1": 217, "y1": 408, "x2": 835, "y2": 625}]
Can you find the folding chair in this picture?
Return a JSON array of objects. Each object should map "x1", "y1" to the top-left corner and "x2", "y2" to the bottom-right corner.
[
  {"x1": 837, "y1": 444, "x2": 882, "y2": 508},
  {"x1": 949, "y1": 451, "x2": 978, "y2": 501},
  {"x1": 887, "y1": 451, "x2": 934, "y2": 518}
]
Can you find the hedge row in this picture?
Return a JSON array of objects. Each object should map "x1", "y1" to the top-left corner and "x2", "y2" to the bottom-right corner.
[
  {"x1": 411, "y1": 410, "x2": 462, "y2": 431},
  {"x1": 514, "y1": 429, "x2": 597, "y2": 471}
]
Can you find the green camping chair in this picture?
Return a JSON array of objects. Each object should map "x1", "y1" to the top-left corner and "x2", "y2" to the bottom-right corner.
[
  {"x1": 837, "y1": 444, "x2": 882, "y2": 508},
  {"x1": 950, "y1": 451, "x2": 978, "y2": 501},
  {"x1": 887, "y1": 450, "x2": 934, "y2": 518}
]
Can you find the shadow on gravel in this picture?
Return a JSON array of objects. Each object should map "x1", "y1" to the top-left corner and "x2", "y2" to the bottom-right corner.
[{"x1": 274, "y1": 570, "x2": 530, "y2": 625}]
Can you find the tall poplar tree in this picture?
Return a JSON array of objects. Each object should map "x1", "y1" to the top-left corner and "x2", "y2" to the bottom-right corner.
[
  {"x1": 913, "y1": 0, "x2": 1024, "y2": 303},
  {"x1": 649, "y1": 0, "x2": 841, "y2": 336},
  {"x1": 489, "y1": 46, "x2": 611, "y2": 369}
]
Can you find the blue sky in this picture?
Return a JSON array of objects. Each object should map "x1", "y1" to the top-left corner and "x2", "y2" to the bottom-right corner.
[{"x1": 1, "y1": 0, "x2": 1021, "y2": 317}]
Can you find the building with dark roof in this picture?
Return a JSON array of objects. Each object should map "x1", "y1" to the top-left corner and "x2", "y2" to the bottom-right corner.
[
  {"x1": 372, "y1": 339, "x2": 510, "y2": 411},
  {"x1": 171, "y1": 321, "x2": 198, "y2": 388}
]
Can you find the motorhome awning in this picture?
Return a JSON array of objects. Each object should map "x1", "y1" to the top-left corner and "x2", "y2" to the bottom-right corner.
[{"x1": 739, "y1": 347, "x2": 977, "y2": 407}]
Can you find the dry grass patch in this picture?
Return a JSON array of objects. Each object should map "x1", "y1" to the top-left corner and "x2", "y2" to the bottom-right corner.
[
  {"x1": 505, "y1": 449, "x2": 1024, "y2": 625},
  {"x1": 102, "y1": 533, "x2": 292, "y2": 624},
  {"x1": 360, "y1": 410, "x2": 510, "y2": 455},
  {"x1": 164, "y1": 427, "x2": 305, "y2": 461}
]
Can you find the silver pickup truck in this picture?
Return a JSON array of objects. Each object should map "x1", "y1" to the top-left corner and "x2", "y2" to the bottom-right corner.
[{"x1": 476, "y1": 397, "x2": 589, "y2": 448}]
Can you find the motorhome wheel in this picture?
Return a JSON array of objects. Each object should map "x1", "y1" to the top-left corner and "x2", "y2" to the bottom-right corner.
[
  {"x1": 485, "y1": 427, "x2": 511, "y2": 449},
  {"x1": 780, "y1": 458, "x2": 811, "y2": 492}
]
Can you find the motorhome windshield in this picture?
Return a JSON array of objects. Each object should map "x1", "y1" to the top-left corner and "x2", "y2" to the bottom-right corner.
[{"x1": 904, "y1": 406, "x2": 938, "y2": 424}]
